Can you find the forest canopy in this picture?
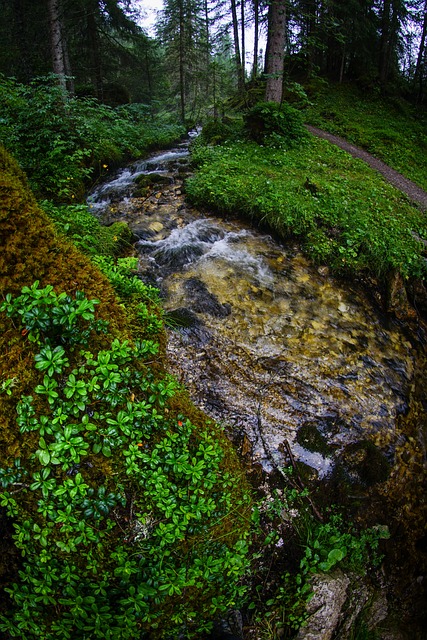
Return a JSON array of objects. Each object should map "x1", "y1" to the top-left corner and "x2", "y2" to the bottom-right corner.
[{"x1": 0, "y1": 0, "x2": 426, "y2": 123}]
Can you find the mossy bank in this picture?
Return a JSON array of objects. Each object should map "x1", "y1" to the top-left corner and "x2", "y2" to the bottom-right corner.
[{"x1": 0, "y1": 145, "x2": 252, "y2": 639}]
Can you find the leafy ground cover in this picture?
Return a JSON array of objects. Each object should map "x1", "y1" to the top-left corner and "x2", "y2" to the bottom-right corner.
[
  {"x1": 187, "y1": 136, "x2": 427, "y2": 279},
  {"x1": 0, "y1": 75, "x2": 185, "y2": 202},
  {"x1": 303, "y1": 82, "x2": 427, "y2": 191},
  {"x1": 1, "y1": 86, "x2": 422, "y2": 637},
  {"x1": 0, "y1": 145, "x2": 252, "y2": 639}
]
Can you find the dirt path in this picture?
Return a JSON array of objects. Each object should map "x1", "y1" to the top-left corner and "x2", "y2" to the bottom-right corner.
[{"x1": 306, "y1": 124, "x2": 427, "y2": 212}]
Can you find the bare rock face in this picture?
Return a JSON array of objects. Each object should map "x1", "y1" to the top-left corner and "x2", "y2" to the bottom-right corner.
[
  {"x1": 386, "y1": 270, "x2": 418, "y2": 321},
  {"x1": 296, "y1": 571, "x2": 350, "y2": 640},
  {"x1": 296, "y1": 571, "x2": 392, "y2": 640}
]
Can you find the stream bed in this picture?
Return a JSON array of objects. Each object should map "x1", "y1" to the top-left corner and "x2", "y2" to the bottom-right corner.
[{"x1": 88, "y1": 138, "x2": 427, "y2": 638}]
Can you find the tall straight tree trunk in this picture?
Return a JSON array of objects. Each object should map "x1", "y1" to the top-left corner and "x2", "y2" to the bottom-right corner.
[
  {"x1": 230, "y1": 0, "x2": 245, "y2": 92},
  {"x1": 204, "y1": 0, "x2": 211, "y2": 106},
  {"x1": 179, "y1": 0, "x2": 186, "y2": 122},
  {"x1": 63, "y1": 27, "x2": 74, "y2": 95},
  {"x1": 379, "y1": 0, "x2": 392, "y2": 87},
  {"x1": 47, "y1": 0, "x2": 67, "y2": 92},
  {"x1": 264, "y1": 0, "x2": 287, "y2": 103},
  {"x1": 252, "y1": 0, "x2": 259, "y2": 79},
  {"x1": 13, "y1": 0, "x2": 32, "y2": 81},
  {"x1": 241, "y1": 0, "x2": 246, "y2": 75},
  {"x1": 414, "y1": 0, "x2": 427, "y2": 101},
  {"x1": 86, "y1": 0, "x2": 103, "y2": 100}
]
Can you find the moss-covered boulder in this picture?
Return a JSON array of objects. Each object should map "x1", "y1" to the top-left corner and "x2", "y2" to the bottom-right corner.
[{"x1": 0, "y1": 146, "x2": 251, "y2": 639}]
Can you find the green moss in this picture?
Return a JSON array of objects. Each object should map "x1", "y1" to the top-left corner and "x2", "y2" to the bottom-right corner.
[{"x1": 0, "y1": 145, "x2": 251, "y2": 639}]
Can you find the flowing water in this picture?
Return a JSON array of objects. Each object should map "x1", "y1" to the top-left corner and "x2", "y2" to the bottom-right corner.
[
  {"x1": 88, "y1": 140, "x2": 427, "y2": 634},
  {"x1": 89, "y1": 141, "x2": 419, "y2": 478}
]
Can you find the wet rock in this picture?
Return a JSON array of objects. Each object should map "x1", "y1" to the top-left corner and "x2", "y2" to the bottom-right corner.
[
  {"x1": 336, "y1": 577, "x2": 389, "y2": 639},
  {"x1": 211, "y1": 610, "x2": 243, "y2": 639},
  {"x1": 295, "y1": 570, "x2": 350, "y2": 640},
  {"x1": 166, "y1": 310, "x2": 212, "y2": 346},
  {"x1": 131, "y1": 225, "x2": 158, "y2": 240},
  {"x1": 158, "y1": 244, "x2": 205, "y2": 270},
  {"x1": 134, "y1": 172, "x2": 171, "y2": 188},
  {"x1": 406, "y1": 277, "x2": 427, "y2": 320},
  {"x1": 184, "y1": 277, "x2": 232, "y2": 318},
  {"x1": 336, "y1": 440, "x2": 391, "y2": 488},
  {"x1": 296, "y1": 423, "x2": 334, "y2": 456},
  {"x1": 148, "y1": 221, "x2": 164, "y2": 233},
  {"x1": 386, "y1": 270, "x2": 418, "y2": 322},
  {"x1": 165, "y1": 307, "x2": 201, "y2": 329}
]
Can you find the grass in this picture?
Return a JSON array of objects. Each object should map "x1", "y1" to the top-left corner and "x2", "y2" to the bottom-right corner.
[
  {"x1": 187, "y1": 136, "x2": 427, "y2": 279},
  {"x1": 303, "y1": 82, "x2": 427, "y2": 191}
]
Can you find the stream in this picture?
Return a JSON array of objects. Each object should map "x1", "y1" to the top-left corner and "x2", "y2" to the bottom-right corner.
[{"x1": 88, "y1": 137, "x2": 427, "y2": 638}]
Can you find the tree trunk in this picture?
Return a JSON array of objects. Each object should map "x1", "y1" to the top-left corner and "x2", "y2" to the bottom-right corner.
[
  {"x1": 414, "y1": 0, "x2": 427, "y2": 102},
  {"x1": 86, "y1": 0, "x2": 103, "y2": 100},
  {"x1": 13, "y1": 0, "x2": 32, "y2": 81},
  {"x1": 252, "y1": 0, "x2": 259, "y2": 79},
  {"x1": 47, "y1": 0, "x2": 67, "y2": 92},
  {"x1": 264, "y1": 0, "x2": 287, "y2": 103},
  {"x1": 241, "y1": 0, "x2": 246, "y2": 75},
  {"x1": 204, "y1": 0, "x2": 211, "y2": 107},
  {"x1": 379, "y1": 0, "x2": 390, "y2": 80},
  {"x1": 179, "y1": 0, "x2": 186, "y2": 122},
  {"x1": 379, "y1": 0, "x2": 398, "y2": 88},
  {"x1": 230, "y1": 0, "x2": 245, "y2": 92}
]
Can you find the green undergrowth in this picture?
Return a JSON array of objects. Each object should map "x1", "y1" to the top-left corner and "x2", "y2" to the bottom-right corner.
[
  {"x1": 187, "y1": 137, "x2": 427, "y2": 279},
  {"x1": 247, "y1": 477, "x2": 389, "y2": 639},
  {"x1": 0, "y1": 74, "x2": 185, "y2": 202},
  {"x1": 0, "y1": 145, "x2": 252, "y2": 638},
  {"x1": 41, "y1": 202, "x2": 134, "y2": 258},
  {"x1": 303, "y1": 82, "x2": 427, "y2": 191}
]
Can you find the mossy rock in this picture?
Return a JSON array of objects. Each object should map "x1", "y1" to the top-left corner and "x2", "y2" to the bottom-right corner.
[
  {"x1": 0, "y1": 145, "x2": 251, "y2": 639},
  {"x1": 134, "y1": 173, "x2": 170, "y2": 188},
  {"x1": 97, "y1": 221, "x2": 134, "y2": 256}
]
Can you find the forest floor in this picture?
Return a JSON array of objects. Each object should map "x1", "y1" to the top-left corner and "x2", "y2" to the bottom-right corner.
[{"x1": 306, "y1": 124, "x2": 427, "y2": 212}]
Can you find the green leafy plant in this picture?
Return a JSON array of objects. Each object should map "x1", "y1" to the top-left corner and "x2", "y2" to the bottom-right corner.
[
  {"x1": 247, "y1": 481, "x2": 389, "y2": 637},
  {"x1": 0, "y1": 74, "x2": 185, "y2": 202},
  {"x1": 41, "y1": 201, "x2": 133, "y2": 258},
  {"x1": 244, "y1": 101, "x2": 309, "y2": 148},
  {"x1": 0, "y1": 282, "x2": 251, "y2": 639}
]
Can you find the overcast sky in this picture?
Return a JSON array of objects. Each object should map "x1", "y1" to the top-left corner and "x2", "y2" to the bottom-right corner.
[
  {"x1": 135, "y1": 0, "x2": 163, "y2": 34},
  {"x1": 134, "y1": 0, "x2": 263, "y2": 70}
]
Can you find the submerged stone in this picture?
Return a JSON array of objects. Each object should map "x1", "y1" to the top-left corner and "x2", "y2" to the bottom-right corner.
[
  {"x1": 296, "y1": 423, "x2": 334, "y2": 456},
  {"x1": 184, "y1": 277, "x2": 232, "y2": 318},
  {"x1": 337, "y1": 440, "x2": 391, "y2": 488}
]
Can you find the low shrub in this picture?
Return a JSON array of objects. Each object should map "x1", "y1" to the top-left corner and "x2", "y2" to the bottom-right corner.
[
  {"x1": 0, "y1": 74, "x2": 185, "y2": 202},
  {"x1": 0, "y1": 283, "x2": 251, "y2": 639},
  {"x1": 41, "y1": 202, "x2": 133, "y2": 257},
  {"x1": 0, "y1": 145, "x2": 251, "y2": 639},
  {"x1": 244, "y1": 101, "x2": 309, "y2": 148}
]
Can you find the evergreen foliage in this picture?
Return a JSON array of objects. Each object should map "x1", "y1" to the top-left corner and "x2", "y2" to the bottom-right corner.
[{"x1": 0, "y1": 75, "x2": 185, "y2": 202}]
